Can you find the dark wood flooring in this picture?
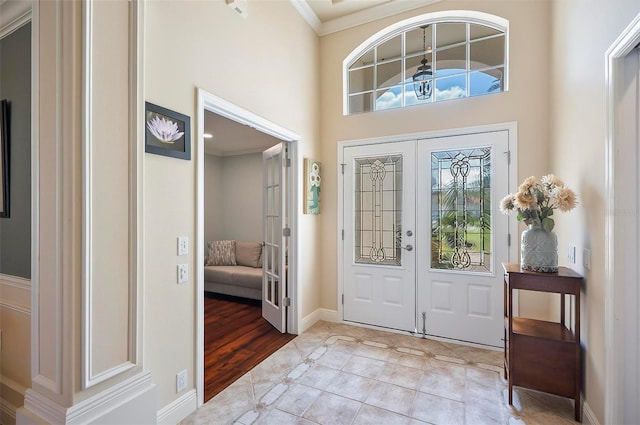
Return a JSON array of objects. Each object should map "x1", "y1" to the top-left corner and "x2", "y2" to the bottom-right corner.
[{"x1": 204, "y1": 293, "x2": 296, "y2": 402}]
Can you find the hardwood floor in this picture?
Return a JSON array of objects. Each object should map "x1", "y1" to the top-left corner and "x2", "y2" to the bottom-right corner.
[{"x1": 204, "y1": 292, "x2": 296, "y2": 402}]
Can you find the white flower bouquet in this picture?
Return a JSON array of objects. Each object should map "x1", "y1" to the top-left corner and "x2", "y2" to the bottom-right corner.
[{"x1": 500, "y1": 175, "x2": 577, "y2": 232}]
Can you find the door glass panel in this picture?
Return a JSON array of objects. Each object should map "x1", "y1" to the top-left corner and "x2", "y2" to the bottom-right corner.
[
  {"x1": 431, "y1": 148, "x2": 492, "y2": 272},
  {"x1": 354, "y1": 155, "x2": 403, "y2": 266}
]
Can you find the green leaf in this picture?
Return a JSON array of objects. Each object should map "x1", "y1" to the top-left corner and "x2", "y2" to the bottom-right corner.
[{"x1": 542, "y1": 217, "x2": 555, "y2": 232}]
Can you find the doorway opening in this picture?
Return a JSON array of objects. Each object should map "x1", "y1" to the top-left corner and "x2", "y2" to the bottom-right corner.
[
  {"x1": 605, "y1": 14, "x2": 640, "y2": 424},
  {"x1": 338, "y1": 123, "x2": 518, "y2": 348},
  {"x1": 196, "y1": 89, "x2": 300, "y2": 406}
]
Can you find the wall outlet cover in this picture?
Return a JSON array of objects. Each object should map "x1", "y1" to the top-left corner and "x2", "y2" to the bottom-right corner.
[
  {"x1": 567, "y1": 245, "x2": 576, "y2": 264},
  {"x1": 176, "y1": 369, "x2": 187, "y2": 393},
  {"x1": 178, "y1": 264, "x2": 188, "y2": 283},
  {"x1": 178, "y1": 236, "x2": 188, "y2": 256}
]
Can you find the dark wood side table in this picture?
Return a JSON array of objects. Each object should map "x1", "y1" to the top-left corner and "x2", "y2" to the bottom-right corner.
[{"x1": 502, "y1": 263, "x2": 583, "y2": 422}]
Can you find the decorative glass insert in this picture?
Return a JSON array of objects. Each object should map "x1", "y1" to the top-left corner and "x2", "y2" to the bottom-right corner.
[
  {"x1": 354, "y1": 155, "x2": 403, "y2": 266},
  {"x1": 431, "y1": 148, "x2": 492, "y2": 272},
  {"x1": 346, "y1": 17, "x2": 507, "y2": 114}
]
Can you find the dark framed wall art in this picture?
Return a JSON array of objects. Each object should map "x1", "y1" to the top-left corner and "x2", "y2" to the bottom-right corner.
[
  {"x1": 145, "y1": 101, "x2": 191, "y2": 160},
  {"x1": 0, "y1": 99, "x2": 9, "y2": 218}
]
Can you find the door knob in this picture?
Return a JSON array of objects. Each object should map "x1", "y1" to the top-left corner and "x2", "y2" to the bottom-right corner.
[{"x1": 401, "y1": 244, "x2": 413, "y2": 251}]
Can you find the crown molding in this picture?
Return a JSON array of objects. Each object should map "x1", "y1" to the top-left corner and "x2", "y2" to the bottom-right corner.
[{"x1": 291, "y1": 0, "x2": 442, "y2": 36}]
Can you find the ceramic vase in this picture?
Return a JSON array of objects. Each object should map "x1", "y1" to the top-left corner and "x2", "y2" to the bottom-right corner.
[{"x1": 521, "y1": 225, "x2": 558, "y2": 273}]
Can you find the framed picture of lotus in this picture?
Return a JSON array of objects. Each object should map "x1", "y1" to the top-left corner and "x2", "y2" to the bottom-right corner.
[{"x1": 144, "y1": 101, "x2": 191, "y2": 160}]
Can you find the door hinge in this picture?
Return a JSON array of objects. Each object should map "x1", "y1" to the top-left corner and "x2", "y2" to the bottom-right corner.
[
  {"x1": 341, "y1": 163, "x2": 346, "y2": 175},
  {"x1": 341, "y1": 294, "x2": 344, "y2": 305},
  {"x1": 284, "y1": 157, "x2": 291, "y2": 167},
  {"x1": 283, "y1": 297, "x2": 291, "y2": 307},
  {"x1": 283, "y1": 227, "x2": 291, "y2": 237},
  {"x1": 505, "y1": 150, "x2": 511, "y2": 165},
  {"x1": 341, "y1": 229, "x2": 344, "y2": 240},
  {"x1": 508, "y1": 233, "x2": 511, "y2": 246}
]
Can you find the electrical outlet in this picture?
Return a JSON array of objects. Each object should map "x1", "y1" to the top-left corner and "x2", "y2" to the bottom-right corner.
[
  {"x1": 583, "y1": 248, "x2": 591, "y2": 269},
  {"x1": 176, "y1": 369, "x2": 187, "y2": 393},
  {"x1": 178, "y1": 236, "x2": 188, "y2": 256},
  {"x1": 567, "y1": 245, "x2": 576, "y2": 264},
  {"x1": 177, "y1": 264, "x2": 188, "y2": 283}
]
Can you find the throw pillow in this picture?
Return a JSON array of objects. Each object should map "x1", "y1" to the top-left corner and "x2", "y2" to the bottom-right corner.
[
  {"x1": 235, "y1": 241, "x2": 263, "y2": 268},
  {"x1": 206, "y1": 240, "x2": 237, "y2": 266}
]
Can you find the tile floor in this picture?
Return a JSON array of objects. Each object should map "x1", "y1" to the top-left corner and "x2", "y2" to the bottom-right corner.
[{"x1": 182, "y1": 321, "x2": 581, "y2": 425}]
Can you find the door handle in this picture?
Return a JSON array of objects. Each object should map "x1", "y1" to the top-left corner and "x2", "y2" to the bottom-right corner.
[{"x1": 401, "y1": 244, "x2": 413, "y2": 251}]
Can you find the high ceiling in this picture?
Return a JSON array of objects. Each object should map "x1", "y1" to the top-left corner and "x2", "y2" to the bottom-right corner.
[{"x1": 293, "y1": 0, "x2": 442, "y2": 36}]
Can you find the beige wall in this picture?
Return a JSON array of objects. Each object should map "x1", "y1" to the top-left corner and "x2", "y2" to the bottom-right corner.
[
  {"x1": 144, "y1": 0, "x2": 320, "y2": 410},
  {"x1": 549, "y1": 1, "x2": 640, "y2": 422},
  {"x1": 204, "y1": 154, "x2": 224, "y2": 245},
  {"x1": 221, "y1": 153, "x2": 266, "y2": 242},
  {"x1": 204, "y1": 152, "x2": 269, "y2": 245},
  {"x1": 319, "y1": 0, "x2": 552, "y2": 314}
]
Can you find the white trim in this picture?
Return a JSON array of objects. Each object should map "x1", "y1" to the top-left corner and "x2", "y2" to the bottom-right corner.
[
  {"x1": 0, "y1": 0, "x2": 31, "y2": 39},
  {"x1": 341, "y1": 10, "x2": 509, "y2": 115},
  {"x1": 337, "y1": 122, "x2": 518, "y2": 338},
  {"x1": 290, "y1": 0, "x2": 442, "y2": 37},
  {"x1": 22, "y1": 371, "x2": 155, "y2": 424},
  {"x1": 300, "y1": 308, "x2": 339, "y2": 333},
  {"x1": 156, "y1": 389, "x2": 197, "y2": 425},
  {"x1": 604, "y1": 13, "x2": 640, "y2": 425},
  {"x1": 81, "y1": 0, "x2": 143, "y2": 389},
  {"x1": 0, "y1": 274, "x2": 31, "y2": 290},
  {"x1": 288, "y1": 0, "x2": 321, "y2": 35},
  {"x1": 196, "y1": 89, "x2": 301, "y2": 407},
  {"x1": 30, "y1": 0, "x2": 41, "y2": 398},
  {"x1": 583, "y1": 399, "x2": 601, "y2": 425},
  {"x1": 0, "y1": 301, "x2": 30, "y2": 315}
]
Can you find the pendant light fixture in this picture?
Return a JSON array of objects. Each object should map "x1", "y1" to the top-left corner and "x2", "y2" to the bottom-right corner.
[{"x1": 412, "y1": 25, "x2": 433, "y2": 100}]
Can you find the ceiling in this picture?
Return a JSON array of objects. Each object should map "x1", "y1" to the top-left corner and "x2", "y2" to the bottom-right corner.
[
  {"x1": 203, "y1": 110, "x2": 280, "y2": 157},
  {"x1": 293, "y1": 0, "x2": 442, "y2": 36}
]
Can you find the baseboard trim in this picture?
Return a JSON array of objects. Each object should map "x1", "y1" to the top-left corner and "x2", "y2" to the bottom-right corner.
[
  {"x1": 20, "y1": 371, "x2": 156, "y2": 424},
  {"x1": 583, "y1": 398, "x2": 601, "y2": 425},
  {"x1": 1, "y1": 397, "x2": 17, "y2": 425},
  {"x1": 300, "y1": 308, "x2": 339, "y2": 333},
  {"x1": 156, "y1": 389, "x2": 197, "y2": 425}
]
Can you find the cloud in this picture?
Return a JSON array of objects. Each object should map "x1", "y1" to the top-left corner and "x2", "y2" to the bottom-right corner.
[
  {"x1": 435, "y1": 85, "x2": 466, "y2": 100},
  {"x1": 375, "y1": 90, "x2": 403, "y2": 110},
  {"x1": 374, "y1": 84, "x2": 467, "y2": 110}
]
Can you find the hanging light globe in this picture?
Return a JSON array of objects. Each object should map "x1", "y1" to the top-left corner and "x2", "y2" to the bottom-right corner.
[
  {"x1": 412, "y1": 57, "x2": 433, "y2": 100},
  {"x1": 412, "y1": 25, "x2": 433, "y2": 100}
]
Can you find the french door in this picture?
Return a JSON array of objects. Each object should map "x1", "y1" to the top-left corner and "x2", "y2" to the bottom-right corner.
[
  {"x1": 343, "y1": 141, "x2": 417, "y2": 332},
  {"x1": 342, "y1": 131, "x2": 510, "y2": 346},
  {"x1": 262, "y1": 143, "x2": 288, "y2": 332}
]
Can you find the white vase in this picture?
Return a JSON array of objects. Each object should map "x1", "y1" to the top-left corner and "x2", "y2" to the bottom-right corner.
[{"x1": 521, "y1": 225, "x2": 558, "y2": 273}]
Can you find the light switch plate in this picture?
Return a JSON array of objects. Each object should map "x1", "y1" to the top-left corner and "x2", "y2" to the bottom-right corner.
[
  {"x1": 567, "y1": 245, "x2": 576, "y2": 264},
  {"x1": 177, "y1": 264, "x2": 188, "y2": 283},
  {"x1": 583, "y1": 248, "x2": 591, "y2": 269},
  {"x1": 178, "y1": 236, "x2": 188, "y2": 256}
]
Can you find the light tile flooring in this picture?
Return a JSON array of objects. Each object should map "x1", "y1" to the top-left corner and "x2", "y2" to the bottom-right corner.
[{"x1": 182, "y1": 321, "x2": 581, "y2": 425}]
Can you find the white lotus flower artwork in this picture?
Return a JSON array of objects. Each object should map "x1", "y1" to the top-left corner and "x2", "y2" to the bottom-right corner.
[{"x1": 146, "y1": 115, "x2": 184, "y2": 144}]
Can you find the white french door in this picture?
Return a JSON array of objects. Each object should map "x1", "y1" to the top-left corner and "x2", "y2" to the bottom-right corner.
[
  {"x1": 343, "y1": 141, "x2": 417, "y2": 332},
  {"x1": 342, "y1": 130, "x2": 510, "y2": 346},
  {"x1": 417, "y1": 131, "x2": 509, "y2": 347},
  {"x1": 262, "y1": 143, "x2": 288, "y2": 333}
]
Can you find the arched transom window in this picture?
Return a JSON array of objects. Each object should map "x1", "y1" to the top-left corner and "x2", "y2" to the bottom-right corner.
[{"x1": 344, "y1": 11, "x2": 509, "y2": 115}]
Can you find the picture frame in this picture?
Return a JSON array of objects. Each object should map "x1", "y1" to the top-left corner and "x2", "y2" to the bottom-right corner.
[
  {"x1": 0, "y1": 99, "x2": 9, "y2": 218},
  {"x1": 303, "y1": 158, "x2": 321, "y2": 215},
  {"x1": 144, "y1": 101, "x2": 191, "y2": 160}
]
